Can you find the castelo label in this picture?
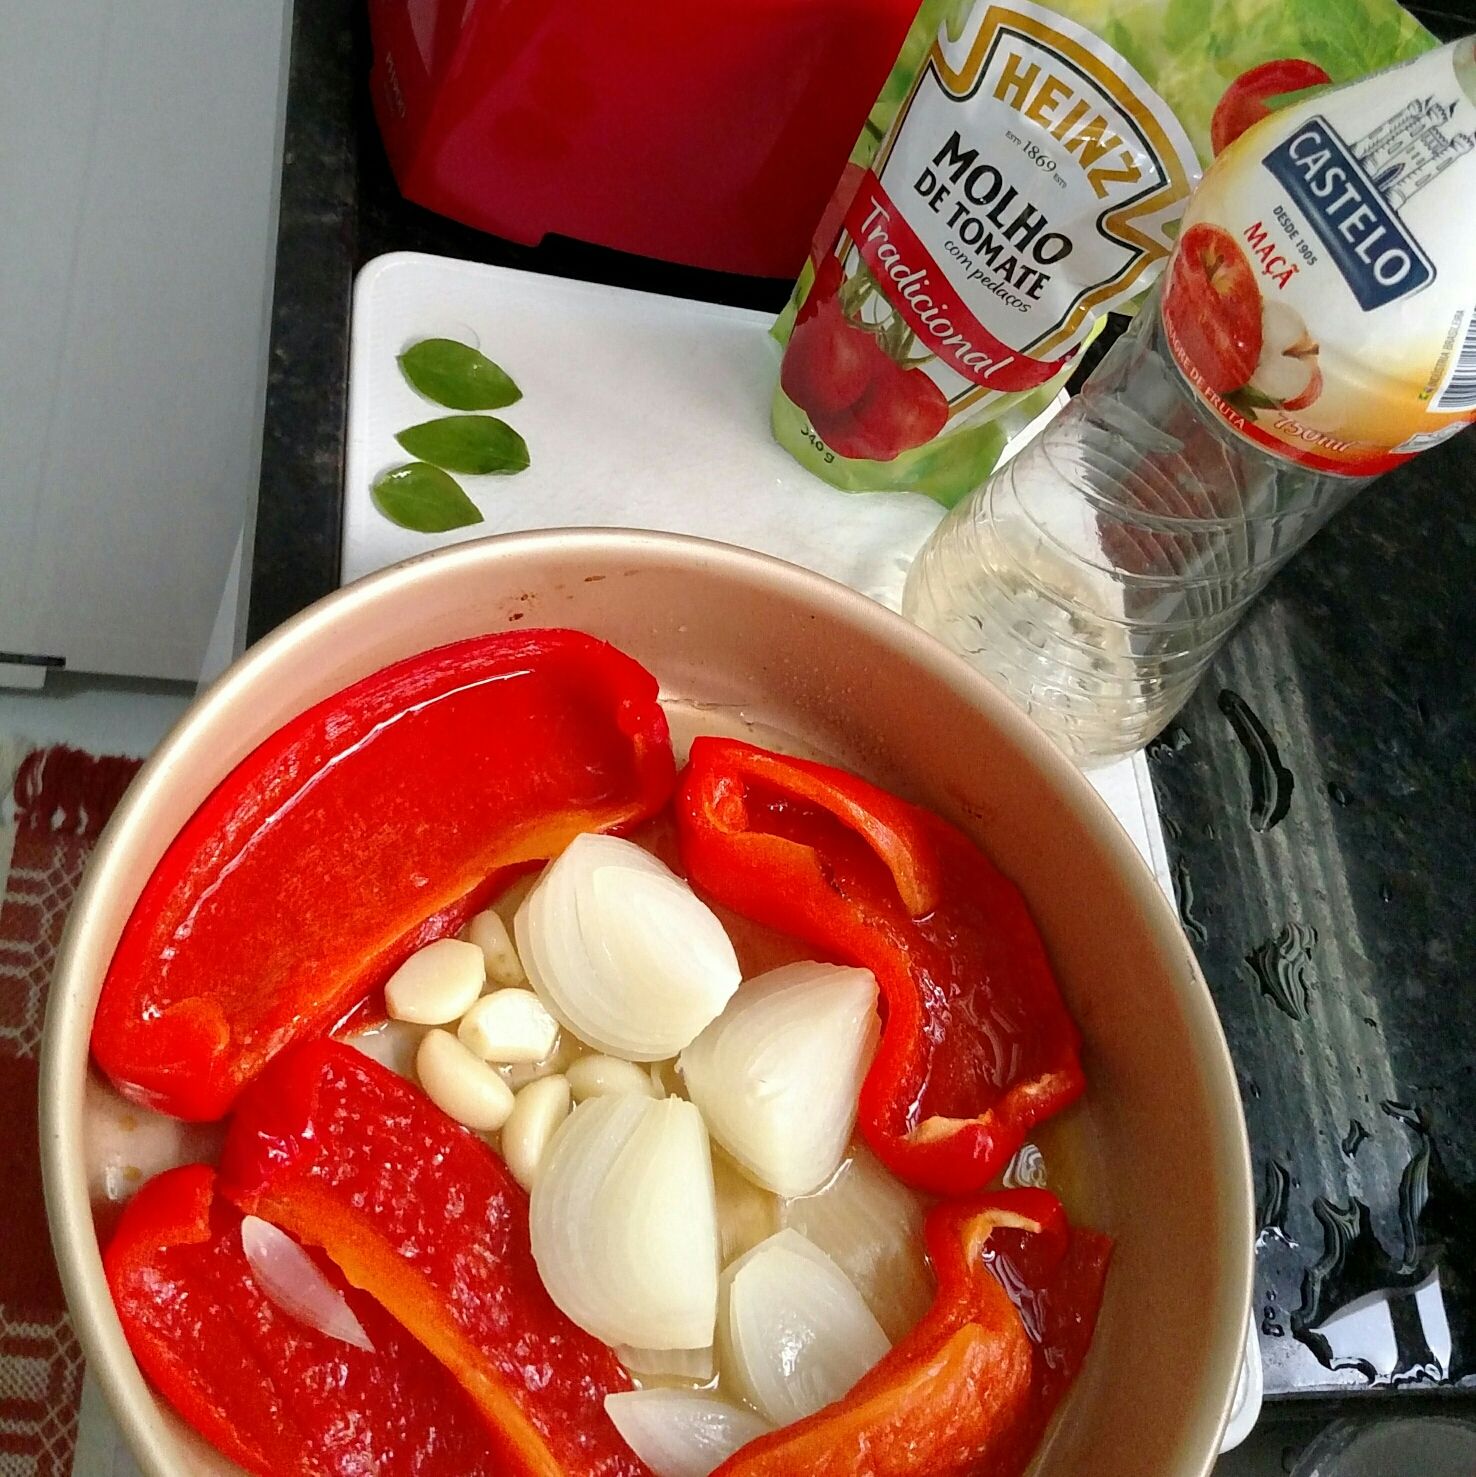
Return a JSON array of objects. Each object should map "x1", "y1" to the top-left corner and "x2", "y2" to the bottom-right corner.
[{"x1": 1163, "y1": 38, "x2": 1476, "y2": 476}]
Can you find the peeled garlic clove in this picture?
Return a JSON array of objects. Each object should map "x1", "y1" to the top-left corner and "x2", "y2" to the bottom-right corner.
[
  {"x1": 415, "y1": 1028, "x2": 515, "y2": 1131},
  {"x1": 501, "y1": 1073, "x2": 572, "y2": 1191},
  {"x1": 468, "y1": 908, "x2": 527, "y2": 988},
  {"x1": 567, "y1": 1053, "x2": 660, "y2": 1102},
  {"x1": 384, "y1": 938, "x2": 486, "y2": 1025},
  {"x1": 459, "y1": 988, "x2": 560, "y2": 1064}
]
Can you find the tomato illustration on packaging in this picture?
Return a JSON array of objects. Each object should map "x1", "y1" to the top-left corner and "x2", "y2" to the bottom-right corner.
[
  {"x1": 1163, "y1": 38, "x2": 1476, "y2": 476},
  {"x1": 780, "y1": 257, "x2": 950, "y2": 461},
  {"x1": 778, "y1": 0, "x2": 1201, "y2": 484}
]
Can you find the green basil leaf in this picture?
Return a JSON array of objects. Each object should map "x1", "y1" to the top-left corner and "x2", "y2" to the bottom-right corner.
[
  {"x1": 371, "y1": 463, "x2": 484, "y2": 533},
  {"x1": 398, "y1": 339, "x2": 522, "y2": 410},
  {"x1": 395, "y1": 415, "x2": 530, "y2": 475}
]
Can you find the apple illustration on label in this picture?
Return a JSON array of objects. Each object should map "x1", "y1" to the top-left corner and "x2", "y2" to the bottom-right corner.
[
  {"x1": 1163, "y1": 224, "x2": 1264, "y2": 394},
  {"x1": 1210, "y1": 58, "x2": 1333, "y2": 156},
  {"x1": 1247, "y1": 299, "x2": 1322, "y2": 411}
]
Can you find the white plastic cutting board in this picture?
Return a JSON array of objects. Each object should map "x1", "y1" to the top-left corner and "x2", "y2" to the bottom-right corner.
[{"x1": 342, "y1": 253, "x2": 950, "y2": 606}]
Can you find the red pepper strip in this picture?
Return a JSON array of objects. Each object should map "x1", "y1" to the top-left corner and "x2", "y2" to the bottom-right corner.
[
  {"x1": 93, "y1": 629, "x2": 674, "y2": 1121},
  {"x1": 676, "y1": 738, "x2": 1084, "y2": 1195},
  {"x1": 713, "y1": 1189, "x2": 1112, "y2": 1477},
  {"x1": 104, "y1": 1163, "x2": 502, "y2": 1477},
  {"x1": 218, "y1": 1039, "x2": 652, "y2": 1477}
]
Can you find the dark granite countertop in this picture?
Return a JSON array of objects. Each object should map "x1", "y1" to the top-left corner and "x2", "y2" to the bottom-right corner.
[{"x1": 251, "y1": 0, "x2": 1476, "y2": 1415}]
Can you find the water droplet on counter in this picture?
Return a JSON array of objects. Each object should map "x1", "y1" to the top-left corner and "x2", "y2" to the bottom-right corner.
[
  {"x1": 1257, "y1": 1159, "x2": 1293, "y2": 1248},
  {"x1": 1244, "y1": 922, "x2": 1318, "y2": 1021},
  {"x1": 1291, "y1": 1106, "x2": 1476, "y2": 1386},
  {"x1": 1392, "y1": 1132, "x2": 1476, "y2": 1383},
  {"x1": 1398, "y1": 1133, "x2": 1432, "y2": 1274},
  {"x1": 1293, "y1": 1197, "x2": 1404, "y2": 1379},
  {"x1": 1342, "y1": 1120, "x2": 1371, "y2": 1158},
  {"x1": 1217, "y1": 689, "x2": 1295, "y2": 832},
  {"x1": 1327, "y1": 780, "x2": 1353, "y2": 806},
  {"x1": 1171, "y1": 856, "x2": 1207, "y2": 945}
]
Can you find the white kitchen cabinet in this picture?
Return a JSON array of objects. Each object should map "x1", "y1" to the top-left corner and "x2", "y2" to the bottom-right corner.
[{"x1": 0, "y1": 0, "x2": 292, "y2": 685}]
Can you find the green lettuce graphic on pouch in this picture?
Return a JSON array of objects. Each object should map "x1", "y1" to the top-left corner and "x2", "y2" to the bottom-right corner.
[{"x1": 773, "y1": 0, "x2": 1436, "y2": 506}]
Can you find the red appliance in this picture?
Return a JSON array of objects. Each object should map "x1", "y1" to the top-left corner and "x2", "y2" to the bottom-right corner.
[{"x1": 368, "y1": 0, "x2": 921, "y2": 278}]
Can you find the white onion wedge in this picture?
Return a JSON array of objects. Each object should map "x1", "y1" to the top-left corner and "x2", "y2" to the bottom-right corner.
[
  {"x1": 783, "y1": 1144, "x2": 935, "y2": 1342},
  {"x1": 530, "y1": 1094, "x2": 720, "y2": 1349},
  {"x1": 718, "y1": 1228, "x2": 890, "y2": 1426},
  {"x1": 515, "y1": 834, "x2": 741, "y2": 1060},
  {"x1": 604, "y1": 1390, "x2": 772, "y2": 1477},
  {"x1": 680, "y1": 962, "x2": 880, "y2": 1197},
  {"x1": 712, "y1": 1148, "x2": 781, "y2": 1266},
  {"x1": 241, "y1": 1216, "x2": 373, "y2": 1352}
]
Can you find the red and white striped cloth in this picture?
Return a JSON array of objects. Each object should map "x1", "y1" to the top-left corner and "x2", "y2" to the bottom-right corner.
[{"x1": 0, "y1": 744, "x2": 139, "y2": 1477}]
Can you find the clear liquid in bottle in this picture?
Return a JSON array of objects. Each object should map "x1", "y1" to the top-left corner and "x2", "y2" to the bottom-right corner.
[{"x1": 905, "y1": 38, "x2": 1476, "y2": 765}]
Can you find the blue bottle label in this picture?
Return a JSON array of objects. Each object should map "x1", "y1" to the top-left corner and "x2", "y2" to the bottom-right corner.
[{"x1": 1262, "y1": 117, "x2": 1434, "y2": 311}]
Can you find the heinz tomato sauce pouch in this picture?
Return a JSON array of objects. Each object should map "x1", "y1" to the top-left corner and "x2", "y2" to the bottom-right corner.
[{"x1": 774, "y1": 0, "x2": 1436, "y2": 504}]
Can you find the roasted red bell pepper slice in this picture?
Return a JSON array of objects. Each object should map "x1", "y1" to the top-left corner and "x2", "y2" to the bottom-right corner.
[
  {"x1": 93, "y1": 629, "x2": 674, "y2": 1121},
  {"x1": 714, "y1": 1189, "x2": 1112, "y2": 1477},
  {"x1": 104, "y1": 1163, "x2": 502, "y2": 1477},
  {"x1": 676, "y1": 738, "x2": 1084, "y2": 1195},
  {"x1": 218, "y1": 1038, "x2": 651, "y2": 1477}
]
